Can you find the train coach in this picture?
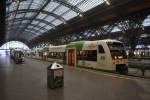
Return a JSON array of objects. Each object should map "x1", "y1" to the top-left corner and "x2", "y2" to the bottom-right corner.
[
  {"x1": 10, "y1": 49, "x2": 24, "y2": 64},
  {"x1": 48, "y1": 39, "x2": 128, "y2": 74}
]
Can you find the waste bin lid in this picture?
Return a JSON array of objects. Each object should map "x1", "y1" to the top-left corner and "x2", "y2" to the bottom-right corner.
[{"x1": 49, "y1": 62, "x2": 63, "y2": 69}]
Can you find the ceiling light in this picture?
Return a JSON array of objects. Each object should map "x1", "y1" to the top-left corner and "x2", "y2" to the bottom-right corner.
[
  {"x1": 104, "y1": 0, "x2": 110, "y2": 5},
  {"x1": 78, "y1": 13, "x2": 83, "y2": 17}
]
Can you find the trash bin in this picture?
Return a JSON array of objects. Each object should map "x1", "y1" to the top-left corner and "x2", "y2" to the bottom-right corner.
[{"x1": 47, "y1": 62, "x2": 64, "y2": 89}]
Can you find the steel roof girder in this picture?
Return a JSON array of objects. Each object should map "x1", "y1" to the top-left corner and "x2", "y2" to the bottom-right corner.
[
  {"x1": 7, "y1": 17, "x2": 56, "y2": 28},
  {"x1": 7, "y1": 9, "x2": 66, "y2": 23},
  {"x1": 53, "y1": 0, "x2": 82, "y2": 15},
  {"x1": 7, "y1": 23, "x2": 48, "y2": 31}
]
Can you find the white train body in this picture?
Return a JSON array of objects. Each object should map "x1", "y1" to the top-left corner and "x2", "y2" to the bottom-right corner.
[{"x1": 48, "y1": 39, "x2": 128, "y2": 73}]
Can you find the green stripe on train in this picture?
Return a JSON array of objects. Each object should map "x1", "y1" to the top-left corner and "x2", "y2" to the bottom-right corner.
[
  {"x1": 66, "y1": 41, "x2": 84, "y2": 65},
  {"x1": 66, "y1": 41, "x2": 84, "y2": 51}
]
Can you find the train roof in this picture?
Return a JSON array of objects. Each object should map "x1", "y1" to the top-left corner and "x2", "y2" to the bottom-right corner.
[
  {"x1": 49, "y1": 45, "x2": 66, "y2": 48},
  {"x1": 97, "y1": 39, "x2": 122, "y2": 43},
  {"x1": 69, "y1": 39, "x2": 122, "y2": 44},
  {"x1": 49, "y1": 45, "x2": 66, "y2": 52},
  {"x1": 48, "y1": 39, "x2": 122, "y2": 52}
]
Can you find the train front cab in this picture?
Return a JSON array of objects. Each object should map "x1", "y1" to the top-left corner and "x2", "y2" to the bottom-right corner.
[
  {"x1": 13, "y1": 50, "x2": 24, "y2": 64},
  {"x1": 102, "y1": 41, "x2": 128, "y2": 74}
]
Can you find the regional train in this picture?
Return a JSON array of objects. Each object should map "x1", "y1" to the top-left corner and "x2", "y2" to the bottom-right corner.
[
  {"x1": 10, "y1": 49, "x2": 24, "y2": 64},
  {"x1": 47, "y1": 39, "x2": 128, "y2": 74}
]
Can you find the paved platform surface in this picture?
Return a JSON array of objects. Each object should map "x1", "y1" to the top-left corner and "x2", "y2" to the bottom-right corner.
[{"x1": 0, "y1": 55, "x2": 150, "y2": 100}]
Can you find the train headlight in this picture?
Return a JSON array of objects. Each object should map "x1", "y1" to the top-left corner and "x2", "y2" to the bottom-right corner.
[{"x1": 118, "y1": 56, "x2": 123, "y2": 59}]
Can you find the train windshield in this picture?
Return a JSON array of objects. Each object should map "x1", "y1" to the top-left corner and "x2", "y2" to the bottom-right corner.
[{"x1": 107, "y1": 42, "x2": 127, "y2": 59}]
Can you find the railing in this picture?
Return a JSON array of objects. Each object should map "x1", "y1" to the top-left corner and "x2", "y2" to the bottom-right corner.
[{"x1": 128, "y1": 57, "x2": 150, "y2": 77}]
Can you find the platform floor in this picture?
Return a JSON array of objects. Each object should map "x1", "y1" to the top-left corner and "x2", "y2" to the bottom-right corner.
[{"x1": 0, "y1": 55, "x2": 150, "y2": 100}]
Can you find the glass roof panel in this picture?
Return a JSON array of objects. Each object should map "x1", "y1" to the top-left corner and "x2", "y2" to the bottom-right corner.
[
  {"x1": 25, "y1": 29, "x2": 32, "y2": 32},
  {"x1": 40, "y1": 30, "x2": 46, "y2": 33},
  {"x1": 30, "y1": 3, "x2": 41, "y2": 9},
  {"x1": 14, "y1": 21, "x2": 20, "y2": 25},
  {"x1": 18, "y1": 26, "x2": 25, "y2": 28},
  {"x1": 52, "y1": 19, "x2": 63, "y2": 26},
  {"x1": 45, "y1": 25, "x2": 52, "y2": 30},
  {"x1": 9, "y1": 2, "x2": 18, "y2": 12},
  {"x1": 33, "y1": 27, "x2": 47, "y2": 32},
  {"x1": 44, "y1": 2, "x2": 60, "y2": 12},
  {"x1": 33, "y1": 27, "x2": 41, "y2": 31},
  {"x1": 37, "y1": 13, "x2": 47, "y2": 19},
  {"x1": 8, "y1": 15, "x2": 14, "y2": 20},
  {"x1": 27, "y1": 30, "x2": 35, "y2": 33},
  {"x1": 25, "y1": 12, "x2": 36, "y2": 18},
  {"x1": 45, "y1": 16, "x2": 55, "y2": 22},
  {"x1": 77, "y1": 0, "x2": 104, "y2": 12},
  {"x1": 62, "y1": 10, "x2": 78, "y2": 20},
  {"x1": 31, "y1": 20, "x2": 39, "y2": 25},
  {"x1": 38, "y1": 23, "x2": 46, "y2": 27},
  {"x1": 16, "y1": 13, "x2": 25, "y2": 18},
  {"x1": 19, "y1": 3, "x2": 30, "y2": 10},
  {"x1": 29, "y1": 0, "x2": 47, "y2": 9},
  {"x1": 32, "y1": 0, "x2": 46, "y2": 6},
  {"x1": 22, "y1": 20, "x2": 30, "y2": 23},
  {"x1": 28, "y1": 25, "x2": 34, "y2": 28},
  {"x1": 53, "y1": 5, "x2": 70, "y2": 16},
  {"x1": 67, "y1": 0, "x2": 83, "y2": 6}
]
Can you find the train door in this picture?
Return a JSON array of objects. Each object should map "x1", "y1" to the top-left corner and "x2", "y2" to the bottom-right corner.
[
  {"x1": 97, "y1": 45, "x2": 106, "y2": 66},
  {"x1": 67, "y1": 49, "x2": 76, "y2": 66}
]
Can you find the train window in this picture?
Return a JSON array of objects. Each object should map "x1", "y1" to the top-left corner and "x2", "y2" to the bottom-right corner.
[
  {"x1": 48, "y1": 52, "x2": 66, "y2": 60},
  {"x1": 107, "y1": 42, "x2": 127, "y2": 59},
  {"x1": 107, "y1": 42, "x2": 124, "y2": 50},
  {"x1": 98, "y1": 45, "x2": 105, "y2": 53},
  {"x1": 78, "y1": 50, "x2": 97, "y2": 61}
]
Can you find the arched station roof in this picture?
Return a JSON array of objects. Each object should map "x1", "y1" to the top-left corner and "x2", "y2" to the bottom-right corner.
[
  {"x1": 4, "y1": 0, "x2": 150, "y2": 47},
  {"x1": 6, "y1": 0, "x2": 107, "y2": 43}
]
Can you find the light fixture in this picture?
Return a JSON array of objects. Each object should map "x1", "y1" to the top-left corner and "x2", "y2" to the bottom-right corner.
[
  {"x1": 78, "y1": 13, "x2": 83, "y2": 17},
  {"x1": 104, "y1": 0, "x2": 110, "y2": 5},
  {"x1": 63, "y1": 21, "x2": 67, "y2": 24}
]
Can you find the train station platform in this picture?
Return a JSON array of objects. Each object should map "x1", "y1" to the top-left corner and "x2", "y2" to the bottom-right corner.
[{"x1": 0, "y1": 55, "x2": 150, "y2": 100}]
